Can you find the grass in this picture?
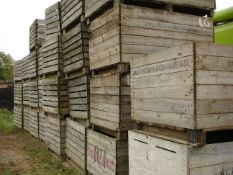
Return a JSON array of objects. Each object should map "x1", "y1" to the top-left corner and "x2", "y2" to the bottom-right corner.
[
  {"x1": 21, "y1": 139, "x2": 82, "y2": 175},
  {"x1": 0, "y1": 108, "x2": 17, "y2": 133},
  {"x1": 0, "y1": 109, "x2": 83, "y2": 175}
]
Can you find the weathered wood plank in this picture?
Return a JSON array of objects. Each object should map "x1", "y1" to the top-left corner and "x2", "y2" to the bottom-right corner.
[
  {"x1": 131, "y1": 42, "x2": 233, "y2": 130},
  {"x1": 129, "y1": 131, "x2": 233, "y2": 175},
  {"x1": 87, "y1": 129, "x2": 128, "y2": 175}
]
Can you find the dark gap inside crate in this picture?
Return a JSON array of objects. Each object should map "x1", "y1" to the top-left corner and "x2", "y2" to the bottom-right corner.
[
  {"x1": 124, "y1": 0, "x2": 212, "y2": 17},
  {"x1": 206, "y1": 129, "x2": 233, "y2": 144},
  {"x1": 88, "y1": 1, "x2": 114, "y2": 22}
]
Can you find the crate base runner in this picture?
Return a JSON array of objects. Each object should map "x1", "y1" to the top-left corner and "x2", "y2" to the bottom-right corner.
[
  {"x1": 129, "y1": 130, "x2": 233, "y2": 175},
  {"x1": 46, "y1": 115, "x2": 66, "y2": 158},
  {"x1": 137, "y1": 123, "x2": 233, "y2": 146},
  {"x1": 66, "y1": 118, "x2": 87, "y2": 170},
  {"x1": 87, "y1": 129, "x2": 128, "y2": 175},
  {"x1": 14, "y1": 105, "x2": 23, "y2": 129},
  {"x1": 39, "y1": 111, "x2": 47, "y2": 142}
]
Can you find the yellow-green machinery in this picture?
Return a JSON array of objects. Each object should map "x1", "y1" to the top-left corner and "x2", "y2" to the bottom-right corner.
[{"x1": 214, "y1": 6, "x2": 233, "y2": 45}]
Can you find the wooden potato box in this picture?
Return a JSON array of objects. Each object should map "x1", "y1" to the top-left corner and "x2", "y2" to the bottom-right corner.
[
  {"x1": 45, "y1": 2, "x2": 62, "y2": 37},
  {"x1": 38, "y1": 78, "x2": 43, "y2": 108},
  {"x1": 23, "y1": 52, "x2": 37, "y2": 79},
  {"x1": 87, "y1": 129, "x2": 128, "y2": 175},
  {"x1": 129, "y1": 130, "x2": 233, "y2": 175},
  {"x1": 90, "y1": 72, "x2": 131, "y2": 131},
  {"x1": 23, "y1": 81, "x2": 30, "y2": 106},
  {"x1": 46, "y1": 115, "x2": 66, "y2": 157},
  {"x1": 14, "y1": 82, "x2": 23, "y2": 106},
  {"x1": 89, "y1": 4, "x2": 213, "y2": 70},
  {"x1": 41, "y1": 75, "x2": 69, "y2": 117},
  {"x1": 29, "y1": 19, "x2": 46, "y2": 51},
  {"x1": 29, "y1": 109, "x2": 39, "y2": 138},
  {"x1": 66, "y1": 118, "x2": 87, "y2": 169},
  {"x1": 131, "y1": 42, "x2": 233, "y2": 130},
  {"x1": 61, "y1": 0, "x2": 85, "y2": 30},
  {"x1": 14, "y1": 105, "x2": 23, "y2": 129},
  {"x1": 29, "y1": 80, "x2": 39, "y2": 108},
  {"x1": 38, "y1": 47, "x2": 43, "y2": 76},
  {"x1": 62, "y1": 23, "x2": 89, "y2": 74},
  {"x1": 67, "y1": 71, "x2": 90, "y2": 119},
  {"x1": 39, "y1": 111, "x2": 47, "y2": 142},
  {"x1": 24, "y1": 107, "x2": 30, "y2": 132},
  {"x1": 42, "y1": 35, "x2": 63, "y2": 75},
  {"x1": 85, "y1": 0, "x2": 215, "y2": 19},
  {"x1": 14, "y1": 60, "x2": 23, "y2": 81}
]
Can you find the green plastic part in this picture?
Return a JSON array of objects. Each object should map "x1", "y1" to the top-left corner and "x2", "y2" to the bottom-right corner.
[
  {"x1": 214, "y1": 6, "x2": 233, "y2": 24},
  {"x1": 215, "y1": 21, "x2": 233, "y2": 45}
]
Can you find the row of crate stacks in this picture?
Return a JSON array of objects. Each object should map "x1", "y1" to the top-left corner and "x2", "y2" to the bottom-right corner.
[{"x1": 13, "y1": 0, "x2": 233, "y2": 174}]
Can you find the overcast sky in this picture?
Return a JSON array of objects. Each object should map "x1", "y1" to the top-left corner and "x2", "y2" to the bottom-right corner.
[{"x1": 0, "y1": 0, "x2": 233, "y2": 60}]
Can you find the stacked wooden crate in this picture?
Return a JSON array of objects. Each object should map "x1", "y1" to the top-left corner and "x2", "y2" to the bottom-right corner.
[
  {"x1": 22, "y1": 19, "x2": 46, "y2": 137},
  {"x1": 23, "y1": 51, "x2": 39, "y2": 137},
  {"x1": 61, "y1": 0, "x2": 89, "y2": 169},
  {"x1": 86, "y1": 0, "x2": 215, "y2": 174},
  {"x1": 61, "y1": 0, "x2": 85, "y2": 30},
  {"x1": 29, "y1": 19, "x2": 46, "y2": 51},
  {"x1": 22, "y1": 55, "x2": 30, "y2": 132},
  {"x1": 41, "y1": 2, "x2": 68, "y2": 158},
  {"x1": 130, "y1": 42, "x2": 233, "y2": 174},
  {"x1": 13, "y1": 60, "x2": 24, "y2": 129}
]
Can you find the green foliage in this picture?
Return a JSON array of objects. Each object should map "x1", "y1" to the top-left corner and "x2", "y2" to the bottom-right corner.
[
  {"x1": 0, "y1": 52, "x2": 14, "y2": 81},
  {"x1": 0, "y1": 108, "x2": 17, "y2": 133}
]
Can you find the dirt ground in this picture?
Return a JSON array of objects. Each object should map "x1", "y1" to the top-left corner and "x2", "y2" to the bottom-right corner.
[
  {"x1": 0, "y1": 131, "x2": 81, "y2": 175},
  {"x1": 0, "y1": 132, "x2": 33, "y2": 174}
]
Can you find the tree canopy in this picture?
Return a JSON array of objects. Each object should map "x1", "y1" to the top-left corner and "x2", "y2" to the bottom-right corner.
[{"x1": 0, "y1": 52, "x2": 14, "y2": 81}]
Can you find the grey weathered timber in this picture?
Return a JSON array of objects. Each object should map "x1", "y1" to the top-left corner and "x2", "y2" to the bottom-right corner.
[
  {"x1": 85, "y1": 0, "x2": 215, "y2": 19},
  {"x1": 38, "y1": 78, "x2": 43, "y2": 109},
  {"x1": 14, "y1": 82, "x2": 23, "y2": 106},
  {"x1": 14, "y1": 60, "x2": 23, "y2": 81},
  {"x1": 39, "y1": 111, "x2": 47, "y2": 142},
  {"x1": 23, "y1": 52, "x2": 37, "y2": 79},
  {"x1": 22, "y1": 78, "x2": 39, "y2": 108},
  {"x1": 67, "y1": 70, "x2": 90, "y2": 120},
  {"x1": 62, "y1": 23, "x2": 89, "y2": 74},
  {"x1": 42, "y1": 35, "x2": 63, "y2": 75},
  {"x1": 131, "y1": 42, "x2": 233, "y2": 131},
  {"x1": 23, "y1": 80, "x2": 30, "y2": 107},
  {"x1": 61, "y1": 0, "x2": 85, "y2": 30},
  {"x1": 129, "y1": 130, "x2": 233, "y2": 175},
  {"x1": 66, "y1": 118, "x2": 87, "y2": 169},
  {"x1": 89, "y1": 4, "x2": 214, "y2": 70},
  {"x1": 14, "y1": 105, "x2": 23, "y2": 129},
  {"x1": 45, "y1": 2, "x2": 62, "y2": 37},
  {"x1": 29, "y1": 19, "x2": 46, "y2": 51},
  {"x1": 23, "y1": 106, "x2": 30, "y2": 132},
  {"x1": 38, "y1": 47, "x2": 44, "y2": 76},
  {"x1": 46, "y1": 114, "x2": 66, "y2": 158},
  {"x1": 87, "y1": 129, "x2": 128, "y2": 175},
  {"x1": 90, "y1": 71, "x2": 131, "y2": 131},
  {"x1": 29, "y1": 108, "x2": 39, "y2": 138},
  {"x1": 41, "y1": 74, "x2": 69, "y2": 117},
  {"x1": 29, "y1": 79, "x2": 39, "y2": 108}
]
